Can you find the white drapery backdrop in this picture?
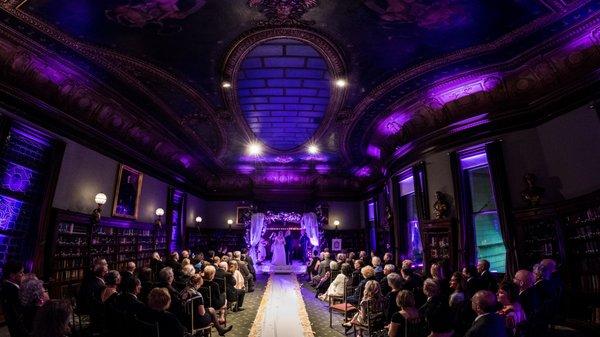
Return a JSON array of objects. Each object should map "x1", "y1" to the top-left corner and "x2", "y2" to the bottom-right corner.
[
  {"x1": 249, "y1": 213, "x2": 265, "y2": 261},
  {"x1": 301, "y1": 212, "x2": 319, "y2": 247}
]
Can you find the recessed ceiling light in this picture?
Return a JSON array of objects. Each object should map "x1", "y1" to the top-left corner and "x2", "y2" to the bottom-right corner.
[
  {"x1": 247, "y1": 142, "x2": 263, "y2": 156},
  {"x1": 222, "y1": 81, "x2": 232, "y2": 88},
  {"x1": 335, "y1": 79, "x2": 347, "y2": 88},
  {"x1": 307, "y1": 144, "x2": 319, "y2": 154}
]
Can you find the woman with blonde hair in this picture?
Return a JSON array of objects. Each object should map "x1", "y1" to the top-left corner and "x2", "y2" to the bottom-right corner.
[
  {"x1": 228, "y1": 260, "x2": 246, "y2": 311},
  {"x1": 343, "y1": 280, "x2": 384, "y2": 336}
]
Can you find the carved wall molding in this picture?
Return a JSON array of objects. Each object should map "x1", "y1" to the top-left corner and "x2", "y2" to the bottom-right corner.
[
  {"x1": 221, "y1": 26, "x2": 348, "y2": 154},
  {"x1": 0, "y1": 1, "x2": 228, "y2": 163}
]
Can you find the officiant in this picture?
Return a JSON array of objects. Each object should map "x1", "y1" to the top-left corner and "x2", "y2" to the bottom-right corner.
[
  {"x1": 285, "y1": 230, "x2": 293, "y2": 265},
  {"x1": 299, "y1": 229, "x2": 309, "y2": 263}
]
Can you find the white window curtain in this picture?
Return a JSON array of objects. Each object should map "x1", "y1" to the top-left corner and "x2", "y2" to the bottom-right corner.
[{"x1": 301, "y1": 212, "x2": 319, "y2": 247}]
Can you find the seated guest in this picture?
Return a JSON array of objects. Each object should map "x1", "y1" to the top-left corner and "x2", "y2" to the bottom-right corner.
[
  {"x1": 176, "y1": 264, "x2": 196, "y2": 291},
  {"x1": 1, "y1": 261, "x2": 26, "y2": 337},
  {"x1": 165, "y1": 252, "x2": 182, "y2": 277},
  {"x1": 359, "y1": 250, "x2": 370, "y2": 266},
  {"x1": 319, "y1": 262, "x2": 351, "y2": 302},
  {"x1": 193, "y1": 252, "x2": 205, "y2": 272},
  {"x1": 140, "y1": 288, "x2": 185, "y2": 337},
  {"x1": 513, "y1": 269, "x2": 541, "y2": 330},
  {"x1": 379, "y1": 264, "x2": 397, "y2": 294},
  {"x1": 202, "y1": 265, "x2": 227, "y2": 322},
  {"x1": 343, "y1": 280, "x2": 384, "y2": 336},
  {"x1": 465, "y1": 290, "x2": 507, "y2": 337},
  {"x1": 308, "y1": 249, "x2": 320, "y2": 281},
  {"x1": 157, "y1": 267, "x2": 182, "y2": 316},
  {"x1": 352, "y1": 259, "x2": 365, "y2": 287},
  {"x1": 181, "y1": 258, "x2": 191, "y2": 268},
  {"x1": 115, "y1": 276, "x2": 145, "y2": 316},
  {"x1": 477, "y1": 259, "x2": 498, "y2": 293},
  {"x1": 430, "y1": 263, "x2": 449, "y2": 296},
  {"x1": 19, "y1": 276, "x2": 49, "y2": 334},
  {"x1": 316, "y1": 261, "x2": 338, "y2": 297},
  {"x1": 120, "y1": 261, "x2": 136, "y2": 287},
  {"x1": 241, "y1": 248, "x2": 256, "y2": 288},
  {"x1": 233, "y1": 251, "x2": 253, "y2": 291},
  {"x1": 419, "y1": 278, "x2": 453, "y2": 336},
  {"x1": 372, "y1": 256, "x2": 384, "y2": 281},
  {"x1": 227, "y1": 261, "x2": 246, "y2": 311},
  {"x1": 78, "y1": 263, "x2": 107, "y2": 314},
  {"x1": 388, "y1": 290, "x2": 424, "y2": 337},
  {"x1": 181, "y1": 250, "x2": 190, "y2": 260},
  {"x1": 347, "y1": 266, "x2": 376, "y2": 305},
  {"x1": 101, "y1": 270, "x2": 120, "y2": 304},
  {"x1": 383, "y1": 252, "x2": 395, "y2": 268},
  {"x1": 312, "y1": 252, "x2": 332, "y2": 286},
  {"x1": 463, "y1": 265, "x2": 482, "y2": 299},
  {"x1": 399, "y1": 264, "x2": 420, "y2": 293},
  {"x1": 449, "y1": 272, "x2": 472, "y2": 336},
  {"x1": 497, "y1": 281, "x2": 526, "y2": 337},
  {"x1": 180, "y1": 275, "x2": 233, "y2": 335},
  {"x1": 138, "y1": 267, "x2": 154, "y2": 304},
  {"x1": 150, "y1": 252, "x2": 164, "y2": 280},
  {"x1": 31, "y1": 300, "x2": 72, "y2": 337},
  {"x1": 383, "y1": 272, "x2": 402, "y2": 324}
]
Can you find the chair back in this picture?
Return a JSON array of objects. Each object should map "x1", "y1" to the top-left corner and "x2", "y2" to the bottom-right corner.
[
  {"x1": 363, "y1": 298, "x2": 384, "y2": 329},
  {"x1": 182, "y1": 295, "x2": 203, "y2": 332},
  {"x1": 214, "y1": 277, "x2": 226, "y2": 295},
  {"x1": 404, "y1": 316, "x2": 426, "y2": 337},
  {"x1": 132, "y1": 317, "x2": 159, "y2": 337},
  {"x1": 198, "y1": 285, "x2": 212, "y2": 307}
]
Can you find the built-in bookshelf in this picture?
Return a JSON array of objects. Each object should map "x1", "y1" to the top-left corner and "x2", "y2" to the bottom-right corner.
[
  {"x1": 324, "y1": 230, "x2": 366, "y2": 253},
  {"x1": 514, "y1": 207, "x2": 563, "y2": 269},
  {"x1": 419, "y1": 219, "x2": 456, "y2": 271},
  {"x1": 48, "y1": 209, "x2": 166, "y2": 298},
  {"x1": 186, "y1": 228, "x2": 246, "y2": 253}
]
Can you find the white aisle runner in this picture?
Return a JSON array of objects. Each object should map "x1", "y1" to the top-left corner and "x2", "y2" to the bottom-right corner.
[{"x1": 249, "y1": 273, "x2": 314, "y2": 337}]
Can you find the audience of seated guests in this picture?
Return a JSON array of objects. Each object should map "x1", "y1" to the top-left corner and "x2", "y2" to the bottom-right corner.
[
  {"x1": 227, "y1": 260, "x2": 246, "y2": 311},
  {"x1": 343, "y1": 280, "x2": 384, "y2": 336},
  {"x1": 478, "y1": 259, "x2": 498, "y2": 293},
  {"x1": 497, "y1": 281, "x2": 526, "y2": 337},
  {"x1": 352, "y1": 259, "x2": 366, "y2": 287},
  {"x1": 140, "y1": 288, "x2": 186, "y2": 337},
  {"x1": 18, "y1": 275, "x2": 48, "y2": 335},
  {"x1": 388, "y1": 290, "x2": 424, "y2": 337},
  {"x1": 419, "y1": 278, "x2": 453, "y2": 337},
  {"x1": 380, "y1": 264, "x2": 396, "y2": 295},
  {"x1": 31, "y1": 299, "x2": 72, "y2": 337},
  {"x1": 0, "y1": 261, "x2": 27, "y2": 337},
  {"x1": 202, "y1": 265, "x2": 227, "y2": 323},
  {"x1": 180, "y1": 274, "x2": 233, "y2": 335},
  {"x1": 319, "y1": 262, "x2": 351, "y2": 302},
  {"x1": 383, "y1": 272, "x2": 402, "y2": 324},
  {"x1": 347, "y1": 265, "x2": 376, "y2": 305},
  {"x1": 465, "y1": 290, "x2": 507, "y2": 337}
]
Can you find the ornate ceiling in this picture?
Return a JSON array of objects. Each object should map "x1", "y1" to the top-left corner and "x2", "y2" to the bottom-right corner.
[{"x1": 0, "y1": 0, "x2": 598, "y2": 199}]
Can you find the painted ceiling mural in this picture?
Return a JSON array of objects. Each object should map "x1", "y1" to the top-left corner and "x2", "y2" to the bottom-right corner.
[{"x1": 0, "y1": 0, "x2": 598, "y2": 198}]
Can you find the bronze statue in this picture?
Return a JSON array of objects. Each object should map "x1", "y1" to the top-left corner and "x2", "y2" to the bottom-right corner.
[
  {"x1": 521, "y1": 173, "x2": 544, "y2": 206},
  {"x1": 433, "y1": 191, "x2": 449, "y2": 219}
]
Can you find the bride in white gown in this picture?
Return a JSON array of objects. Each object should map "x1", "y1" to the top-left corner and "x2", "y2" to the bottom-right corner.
[{"x1": 271, "y1": 231, "x2": 287, "y2": 266}]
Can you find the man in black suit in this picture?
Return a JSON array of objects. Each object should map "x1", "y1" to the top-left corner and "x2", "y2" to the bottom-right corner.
[
  {"x1": 78, "y1": 263, "x2": 107, "y2": 314},
  {"x1": 0, "y1": 261, "x2": 27, "y2": 337},
  {"x1": 477, "y1": 259, "x2": 498, "y2": 293},
  {"x1": 120, "y1": 261, "x2": 136, "y2": 288},
  {"x1": 463, "y1": 265, "x2": 483, "y2": 300},
  {"x1": 299, "y1": 230, "x2": 310, "y2": 263},
  {"x1": 515, "y1": 269, "x2": 542, "y2": 336},
  {"x1": 465, "y1": 290, "x2": 507, "y2": 337},
  {"x1": 116, "y1": 276, "x2": 145, "y2": 315},
  {"x1": 284, "y1": 230, "x2": 293, "y2": 265},
  {"x1": 379, "y1": 264, "x2": 396, "y2": 295},
  {"x1": 165, "y1": 251, "x2": 182, "y2": 277},
  {"x1": 241, "y1": 249, "x2": 255, "y2": 292}
]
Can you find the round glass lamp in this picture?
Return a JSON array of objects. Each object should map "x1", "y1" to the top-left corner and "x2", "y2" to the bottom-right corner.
[
  {"x1": 227, "y1": 219, "x2": 234, "y2": 225},
  {"x1": 195, "y1": 216, "x2": 203, "y2": 223},
  {"x1": 155, "y1": 208, "x2": 165, "y2": 216},
  {"x1": 94, "y1": 193, "x2": 107, "y2": 205},
  {"x1": 333, "y1": 220, "x2": 340, "y2": 226}
]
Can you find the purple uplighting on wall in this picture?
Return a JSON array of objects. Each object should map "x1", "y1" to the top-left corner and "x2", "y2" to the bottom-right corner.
[
  {"x1": 428, "y1": 74, "x2": 500, "y2": 105},
  {"x1": 460, "y1": 152, "x2": 488, "y2": 170},
  {"x1": 393, "y1": 143, "x2": 414, "y2": 159},
  {"x1": 0, "y1": 196, "x2": 24, "y2": 231},
  {"x1": 367, "y1": 145, "x2": 381, "y2": 159},
  {"x1": 355, "y1": 166, "x2": 372, "y2": 177}
]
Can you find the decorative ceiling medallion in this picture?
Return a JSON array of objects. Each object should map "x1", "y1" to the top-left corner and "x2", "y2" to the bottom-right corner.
[{"x1": 248, "y1": 0, "x2": 319, "y2": 26}]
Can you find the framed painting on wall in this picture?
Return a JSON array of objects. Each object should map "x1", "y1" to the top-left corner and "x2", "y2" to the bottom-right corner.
[
  {"x1": 237, "y1": 206, "x2": 252, "y2": 225},
  {"x1": 332, "y1": 238, "x2": 342, "y2": 252},
  {"x1": 112, "y1": 164, "x2": 143, "y2": 219}
]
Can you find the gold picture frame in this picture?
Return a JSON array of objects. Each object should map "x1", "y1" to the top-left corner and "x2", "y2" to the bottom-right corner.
[{"x1": 112, "y1": 164, "x2": 143, "y2": 219}]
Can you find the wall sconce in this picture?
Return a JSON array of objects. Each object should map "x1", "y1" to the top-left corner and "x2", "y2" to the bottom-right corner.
[
  {"x1": 195, "y1": 216, "x2": 202, "y2": 230},
  {"x1": 227, "y1": 218, "x2": 233, "y2": 230},
  {"x1": 334, "y1": 219, "x2": 340, "y2": 230},
  {"x1": 155, "y1": 208, "x2": 165, "y2": 228},
  {"x1": 91, "y1": 193, "x2": 107, "y2": 225}
]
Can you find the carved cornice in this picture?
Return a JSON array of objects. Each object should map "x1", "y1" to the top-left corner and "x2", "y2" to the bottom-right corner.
[
  {"x1": 340, "y1": 0, "x2": 594, "y2": 163},
  {"x1": 221, "y1": 26, "x2": 348, "y2": 154},
  {"x1": 1, "y1": 1, "x2": 228, "y2": 165}
]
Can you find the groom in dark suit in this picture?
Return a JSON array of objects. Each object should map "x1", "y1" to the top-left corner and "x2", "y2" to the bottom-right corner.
[
  {"x1": 284, "y1": 230, "x2": 293, "y2": 265},
  {"x1": 465, "y1": 290, "x2": 507, "y2": 337}
]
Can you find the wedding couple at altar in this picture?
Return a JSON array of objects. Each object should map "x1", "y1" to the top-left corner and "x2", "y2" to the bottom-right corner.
[{"x1": 269, "y1": 230, "x2": 310, "y2": 266}]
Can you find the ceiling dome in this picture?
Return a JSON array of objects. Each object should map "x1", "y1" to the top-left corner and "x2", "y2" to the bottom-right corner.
[{"x1": 237, "y1": 38, "x2": 331, "y2": 151}]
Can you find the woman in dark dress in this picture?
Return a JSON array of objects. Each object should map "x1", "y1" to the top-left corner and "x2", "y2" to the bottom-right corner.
[
  {"x1": 180, "y1": 274, "x2": 233, "y2": 335},
  {"x1": 202, "y1": 265, "x2": 227, "y2": 322},
  {"x1": 384, "y1": 273, "x2": 402, "y2": 324},
  {"x1": 388, "y1": 290, "x2": 425, "y2": 337},
  {"x1": 19, "y1": 277, "x2": 49, "y2": 335},
  {"x1": 141, "y1": 288, "x2": 186, "y2": 337}
]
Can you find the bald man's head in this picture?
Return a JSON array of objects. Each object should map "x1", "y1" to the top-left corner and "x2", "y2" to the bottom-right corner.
[{"x1": 471, "y1": 290, "x2": 498, "y2": 315}]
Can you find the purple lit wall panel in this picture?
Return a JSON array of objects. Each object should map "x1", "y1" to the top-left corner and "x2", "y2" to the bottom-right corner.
[{"x1": 237, "y1": 38, "x2": 331, "y2": 150}]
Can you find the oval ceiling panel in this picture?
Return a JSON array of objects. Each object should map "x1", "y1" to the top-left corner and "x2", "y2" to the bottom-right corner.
[{"x1": 237, "y1": 38, "x2": 330, "y2": 151}]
